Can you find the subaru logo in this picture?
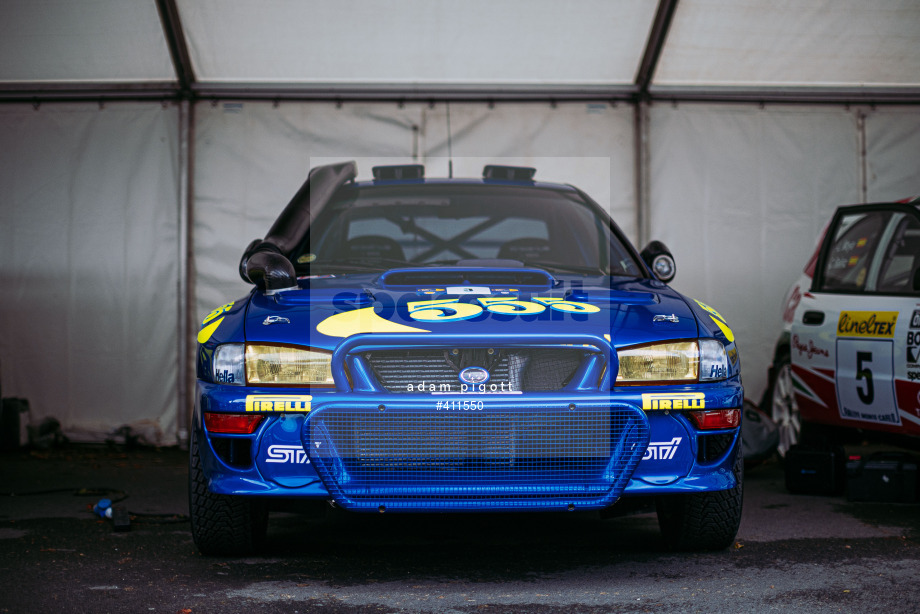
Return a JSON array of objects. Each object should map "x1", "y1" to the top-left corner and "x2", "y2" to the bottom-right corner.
[{"x1": 459, "y1": 366, "x2": 490, "y2": 386}]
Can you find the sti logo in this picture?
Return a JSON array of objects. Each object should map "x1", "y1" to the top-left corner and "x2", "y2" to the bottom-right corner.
[
  {"x1": 643, "y1": 437, "x2": 682, "y2": 461},
  {"x1": 265, "y1": 445, "x2": 310, "y2": 464}
]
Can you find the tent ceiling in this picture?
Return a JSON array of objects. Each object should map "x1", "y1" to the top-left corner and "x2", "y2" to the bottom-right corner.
[
  {"x1": 0, "y1": 0, "x2": 174, "y2": 83},
  {"x1": 179, "y1": 0, "x2": 657, "y2": 87},
  {"x1": 0, "y1": 0, "x2": 918, "y2": 102},
  {"x1": 654, "y1": 0, "x2": 920, "y2": 93}
]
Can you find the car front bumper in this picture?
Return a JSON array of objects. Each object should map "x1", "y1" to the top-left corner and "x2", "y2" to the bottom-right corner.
[{"x1": 195, "y1": 379, "x2": 743, "y2": 512}]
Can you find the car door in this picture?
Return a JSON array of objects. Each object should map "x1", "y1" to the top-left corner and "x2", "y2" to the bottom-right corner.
[{"x1": 791, "y1": 204, "x2": 920, "y2": 436}]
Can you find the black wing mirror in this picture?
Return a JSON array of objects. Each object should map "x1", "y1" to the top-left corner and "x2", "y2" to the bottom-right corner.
[
  {"x1": 239, "y1": 238, "x2": 297, "y2": 293},
  {"x1": 640, "y1": 240, "x2": 676, "y2": 283}
]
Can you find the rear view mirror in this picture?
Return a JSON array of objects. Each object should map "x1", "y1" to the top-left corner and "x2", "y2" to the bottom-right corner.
[{"x1": 640, "y1": 240, "x2": 676, "y2": 283}]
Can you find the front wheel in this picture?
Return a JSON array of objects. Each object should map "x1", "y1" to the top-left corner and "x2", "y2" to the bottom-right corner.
[
  {"x1": 656, "y1": 448, "x2": 743, "y2": 551},
  {"x1": 769, "y1": 352, "x2": 801, "y2": 458},
  {"x1": 188, "y1": 429, "x2": 268, "y2": 556}
]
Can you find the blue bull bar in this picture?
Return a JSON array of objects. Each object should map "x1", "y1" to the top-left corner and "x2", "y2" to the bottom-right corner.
[{"x1": 306, "y1": 333, "x2": 648, "y2": 512}]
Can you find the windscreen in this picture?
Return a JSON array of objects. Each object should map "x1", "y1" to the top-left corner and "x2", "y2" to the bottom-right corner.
[{"x1": 295, "y1": 184, "x2": 643, "y2": 277}]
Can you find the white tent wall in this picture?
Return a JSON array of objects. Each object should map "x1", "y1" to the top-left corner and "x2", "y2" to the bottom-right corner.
[
  {"x1": 647, "y1": 103, "x2": 920, "y2": 405},
  {"x1": 192, "y1": 100, "x2": 636, "y2": 323},
  {"x1": 866, "y1": 108, "x2": 920, "y2": 201},
  {"x1": 0, "y1": 102, "x2": 181, "y2": 445},
  {"x1": 2, "y1": 98, "x2": 915, "y2": 446},
  {"x1": 193, "y1": 100, "x2": 435, "y2": 320},
  {"x1": 430, "y1": 103, "x2": 636, "y2": 241}
]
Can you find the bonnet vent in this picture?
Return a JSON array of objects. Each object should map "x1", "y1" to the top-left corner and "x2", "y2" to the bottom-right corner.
[{"x1": 372, "y1": 164, "x2": 425, "y2": 180}]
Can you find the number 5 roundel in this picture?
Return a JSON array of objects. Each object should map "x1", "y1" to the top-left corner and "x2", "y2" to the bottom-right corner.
[{"x1": 835, "y1": 310, "x2": 900, "y2": 426}]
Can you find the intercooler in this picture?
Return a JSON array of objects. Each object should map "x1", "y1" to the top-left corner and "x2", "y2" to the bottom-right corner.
[{"x1": 306, "y1": 403, "x2": 649, "y2": 511}]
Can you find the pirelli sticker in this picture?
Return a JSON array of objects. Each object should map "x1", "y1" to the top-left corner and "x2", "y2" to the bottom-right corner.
[
  {"x1": 642, "y1": 392, "x2": 705, "y2": 411},
  {"x1": 837, "y1": 311, "x2": 897, "y2": 338},
  {"x1": 245, "y1": 395, "x2": 312, "y2": 413}
]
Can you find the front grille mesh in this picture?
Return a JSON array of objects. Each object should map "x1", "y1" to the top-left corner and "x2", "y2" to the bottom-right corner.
[
  {"x1": 365, "y1": 348, "x2": 587, "y2": 393},
  {"x1": 307, "y1": 406, "x2": 648, "y2": 511}
]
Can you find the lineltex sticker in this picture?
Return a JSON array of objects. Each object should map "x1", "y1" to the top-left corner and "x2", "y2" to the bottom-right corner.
[
  {"x1": 245, "y1": 395, "x2": 312, "y2": 412},
  {"x1": 837, "y1": 311, "x2": 898, "y2": 338}
]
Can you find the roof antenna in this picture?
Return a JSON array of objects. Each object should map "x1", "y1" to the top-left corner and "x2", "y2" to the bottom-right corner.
[{"x1": 446, "y1": 102, "x2": 454, "y2": 178}]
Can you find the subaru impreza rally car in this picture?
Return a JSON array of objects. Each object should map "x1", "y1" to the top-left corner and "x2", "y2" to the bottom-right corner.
[{"x1": 190, "y1": 162, "x2": 744, "y2": 555}]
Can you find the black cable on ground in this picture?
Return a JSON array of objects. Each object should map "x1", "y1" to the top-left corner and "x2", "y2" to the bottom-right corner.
[
  {"x1": 127, "y1": 512, "x2": 190, "y2": 524},
  {"x1": 3, "y1": 487, "x2": 127, "y2": 503},
  {"x1": 4, "y1": 485, "x2": 189, "y2": 523}
]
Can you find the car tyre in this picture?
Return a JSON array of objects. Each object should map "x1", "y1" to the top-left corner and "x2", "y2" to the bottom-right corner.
[
  {"x1": 656, "y1": 447, "x2": 743, "y2": 551},
  {"x1": 189, "y1": 429, "x2": 268, "y2": 556}
]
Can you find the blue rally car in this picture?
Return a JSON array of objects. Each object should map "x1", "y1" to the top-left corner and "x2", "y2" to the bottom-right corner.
[{"x1": 190, "y1": 162, "x2": 744, "y2": 554}]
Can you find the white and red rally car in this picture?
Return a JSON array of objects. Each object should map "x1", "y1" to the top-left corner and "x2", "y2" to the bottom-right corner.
[{"x1": 764, "y1": 197, "x2": 920, "y2": 456}]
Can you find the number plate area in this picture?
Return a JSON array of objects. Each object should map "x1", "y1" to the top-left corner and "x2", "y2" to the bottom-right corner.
[
  {"x1": 836, "y1": 339, "x2": 900, "y2": 426},
  {"x1": 304, "y1": 403, "x2": 649, "y2": 511}
]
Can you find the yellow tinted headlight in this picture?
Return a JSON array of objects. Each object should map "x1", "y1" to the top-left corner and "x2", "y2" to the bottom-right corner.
[
  {"x1": 245, "y1": 345, "x2": 334, "y2": 386},
  {"x1": 616, "y1": 340, "x2": 699, "y2": 384}
]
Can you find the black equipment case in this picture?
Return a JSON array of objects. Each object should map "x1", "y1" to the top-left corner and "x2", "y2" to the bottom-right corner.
[
  {"x1": 784, "y1": 444, "x2": 846, "y2": 495},
  {"x1": 846, "y1": 452, "x2": 918, "y2": 503}
]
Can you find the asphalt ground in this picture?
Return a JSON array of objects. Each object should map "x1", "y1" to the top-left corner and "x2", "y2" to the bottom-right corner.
[{"x1": 1, "y1": 443, "x2": 919, "y2": 614}]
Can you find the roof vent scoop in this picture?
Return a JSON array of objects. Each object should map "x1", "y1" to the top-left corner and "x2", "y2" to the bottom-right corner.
[
  {"x1": 240, "y1": 160, "x2": 357, "y2": 293},
  {"x1": 372, "y1": 164, "x2": 425, "y2": 180},
  {"x1": 483, "y1": 165, "x2": 536, "y2": 181}
]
